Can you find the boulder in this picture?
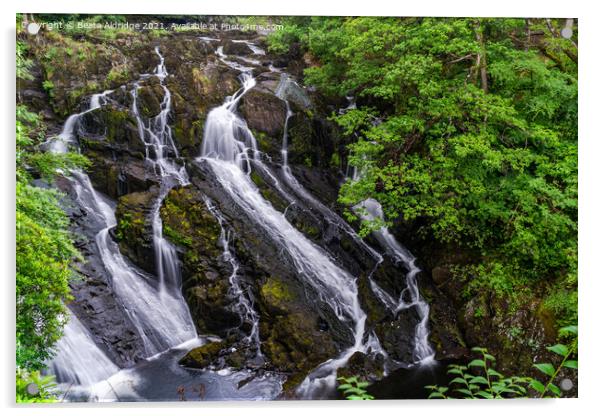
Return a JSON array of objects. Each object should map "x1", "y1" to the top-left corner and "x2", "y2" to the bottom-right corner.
[
  {"x1": 336, "y1": 351, "x2": 385, "y2": 382},
  {"x1": 114, "y1": 189, "x2": 159, "y2": 276},
  {"x1": 222, "y1": 40, "x2": 252, "y2": 56},
  {"x1": 135, "y1": 82, "x2": 164, "y2": 118},
  {"x1": 159, "y1": 186, "x2": 240, "y2": 335},
  {"x1": 179, "y1": 340, "x2": 226, "y2": 369},
  {"x1": 240, "y1": 87, "x2": 287, "y2": 139}
]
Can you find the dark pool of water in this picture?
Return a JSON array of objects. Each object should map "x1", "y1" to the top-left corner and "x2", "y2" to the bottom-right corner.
[{"x1": 367, "y1": 360, "x2": 456, "y2": 400}]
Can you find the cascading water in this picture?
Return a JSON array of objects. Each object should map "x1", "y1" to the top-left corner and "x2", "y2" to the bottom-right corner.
[
  {"x1": 50, "y1": 310, "x2": 119, "y2": 387},
  {"x1": 69, "y1": 169, "x2": 197, "y2": 357},
  {"x1": 47, "y1": 89, "x2": 113, "y2": 153},
  {"x1": 44, "y1": 36, "x2": 436, "y2": 401},
  {"x1": 354, "y1": 198, "x2": 435, "y2": 364},
  {"x1": 48, "y1": 49, "x2": 197, "y2": 393},
  {"x1": 203, "y1": 197, "x2": 263, "y2": 357},
  {"x1": 198, "y1": 47, "x2": 376, "y2": 398},
  {"x1": 130, "y1": 46, "x2": 189, "y2": 296}
]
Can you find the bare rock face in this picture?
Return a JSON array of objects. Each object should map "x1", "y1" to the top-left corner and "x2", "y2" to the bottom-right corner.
[
  {"x1": 222, "y1": 40, "x2": 253, "y2": 56},
  {"x1": 240, "y1": 86, "x2": 287, "y2": 138}
]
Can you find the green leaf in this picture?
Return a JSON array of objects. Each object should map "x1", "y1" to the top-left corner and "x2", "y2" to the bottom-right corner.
[
  {"x1": 534, "y1": 363, "x2": 555, "y2": 377},
  {"x1": 563, "y1": 360, "x2": 578, "y2": 369},
  {"x1": 529, "y1": 379, "x2": 546, "y2": 393},
  {"x1": 547, "y1": 344, "x2": 569, "y2": 357},
  {"x1": 484, "y1": 353, "x2": 496, "y2": 362},
  {"x1": 454, "y1": 388, "x2": 473, "y2": 397},
  {"x1": 559, "y1": 325, "x2": 577, "y2": 336},
  {"x1": 487, "y1": 368, "x2": 503, "y2": 378},
  {"x1": 468, "y1": 359, "x2": 486, "y2": 368},
  {"x1": 474, "y1": 391, "x2": 494, "y2": 399},
  {"x1": 470, "y1": 376, "x2": 489, "y2": 385},
  {"x1": 428, "y1": 392, "x2": 446, "y2": 399},
  {"x1": 548, "y1": 383, "x2": 561, "y2": 397},
  {"x1": 450, "y1": 377, "x2": 469, "y2": 385}
]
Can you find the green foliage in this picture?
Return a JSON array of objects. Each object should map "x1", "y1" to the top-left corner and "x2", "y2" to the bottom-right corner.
[
  {"x1": 16, "y1": 105, "x2": 89, "y2": 181},
  {"x1": 16, "y1": 59, "x2": 83, "y2": 371},
  {"x1": 289, "y1": 17, "x2": 577, "y2": 326},
  {"x1": 17, "y1": 41, "x2": 34, "y2": 81},
  {"x1": 16, "y1": 369, "x2": 57, "y2": 403},
  {"x1": 427, "y1": 347, "x2": 531, "y2": 399},
  {"x1": 106, "y1": 65, "x2": 130, "y2": 85},
  {"x1": 16, "y1": 181, "x2": 78, "y2": 370},
  {"x1": 42, "y1": 80, "x2": 55, "y2": 97},
  {"x1": 530, "y1": 325, "x2": 578, "y2": 398},
  {"x1": 427, "y1": 326, "x2": 577, "y2": 399},
  {"x1": 337, "y1": 376, "x2": 374, "y2": 400},
  {"x1": 266, "y1": 17, "x2": 311, "y2": 54}
]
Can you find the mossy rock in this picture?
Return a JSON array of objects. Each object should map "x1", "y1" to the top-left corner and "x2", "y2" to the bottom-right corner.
[
  {"x1": 159, "y1": 186, "x2": 221, "y2": 256},
  {"x1": 249, "y1": 170, "x2": 289, "y2": 212},
  {"x1": 179, "y1": 340, "x2": 226, "y2": 369},
  {"x1": 356, "y1": 276, "x2": 389, "y2": 326},
  {"x1": 336, "y1": 351, "x2": 384, "y2": 381},
  {"x1": 260, "y1": 277, "x2": 294, "y2": 315},
  {"x1": 260, "y1": 311, "x2": 338, "y2": 374},
  {"x1": 136, "y1": 83, "x2": 164, "y2": 118},
  {"x1": 160, "y1": 186, "x2": 241, "y2": 334},
  {"x1": 114, "y1": 189, "x2": 158, "y2": 275}
]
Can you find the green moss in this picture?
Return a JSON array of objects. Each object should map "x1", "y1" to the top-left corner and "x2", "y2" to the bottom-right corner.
[
  {"x1": 261, "y1": 277, "x2": 293, "y2": 310},
  {"x1": 293, "y1": 219, "x2": 320, "y2": 239},
  {"x1": 179, "y1": 340, "x2": 226, "y2": 368},
  {"x1": 106, "y1": 65, "x2": 131, "y2": 86},
  {"x1": 115, "y1": 196, "x2": 148, "y2": 245},
  {"x1": 163, "y1": 223, "x2": 193, "y2": 247},
  {"x1": 105, "y1": 108, "x2": 129, "y2": 141},
  {"x1": 42, "y1": 80, "x2": 55, "y2": 98}
]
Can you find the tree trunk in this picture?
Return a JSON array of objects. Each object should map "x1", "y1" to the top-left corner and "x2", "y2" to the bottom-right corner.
[{"x1": 475, "y1": 19, "x2": 489, "y2": 93}]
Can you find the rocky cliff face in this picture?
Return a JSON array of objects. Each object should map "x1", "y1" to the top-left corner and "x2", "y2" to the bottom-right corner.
[{"x1": 19, "y1": 28, "x2": 468, "y2": 392}]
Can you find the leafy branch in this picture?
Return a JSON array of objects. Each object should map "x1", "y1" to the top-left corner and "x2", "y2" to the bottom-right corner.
[
  {"x1": 427, "y1": 326, "x2": 577, "y2": 399},
  {"x1": 337, "y1": 376, "x2": 374, "y2": 400}
]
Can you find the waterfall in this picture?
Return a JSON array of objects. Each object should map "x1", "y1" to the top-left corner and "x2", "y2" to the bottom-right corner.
[
  {"x1": 130, "y1": 46, "x2": 189, "y2": 296},
  {"x1": 51, "y1": 310, "x2": 119, "y2": 387},
  {"x1": 70, "y1": 170, "x2": 197, "y2": 356},
  {"x1": 49, "y1": 48, "x2": 198, "y2": 389},
  {"x1": 203, "y1": 197, "x2": 263, "y2": 357},
  {"x1": 198, "y1": 47, "x2": 373, "y2": 398},
  {"x1": 354, "y1": 198, "x2": 435, "y2": 364},
  {"x1": 231, "y1": 39, "x2": 266, "y2": 55},
  {"x1": 47, "y1": 89, "x2": 112, "y2": 153}
]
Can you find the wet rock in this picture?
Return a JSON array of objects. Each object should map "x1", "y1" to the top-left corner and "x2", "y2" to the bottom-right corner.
[
  {"x1": 159, "y1": 186, "x2": 240, "y2": 335},
  {"x1": 135, "y1": 83, "x2": 165, "y2": 118},
  {"x1": 222, "y1": 40, "x2": 252, "y2": 56},
  {"x1": 82, "y1": 151, "x2": 160, "y2": 199},
  {"x1": 336, "y1": 351, "x2": 385, "y2": 382},
  {"x1": 114, "y1": 189, "x2": 159, "y2": 276},
  {"x1": 375, "y1": 306, "x2": 421, "y2": 363},
  {"x1": 55, "y1": 176, "x2": 147, "y2": 368},
  {"x1": 179, "y1": 340, "x2": 226, "y2": 368},
  {"x1": 80, "y1": 105, "x2": 146, "y2": 158},
  {"x1": 431, "y1": 266, "x2": 451, "y2": 285},
  {"x1": 240, "y1": 87, "x2": 287, "y2": 138}
]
